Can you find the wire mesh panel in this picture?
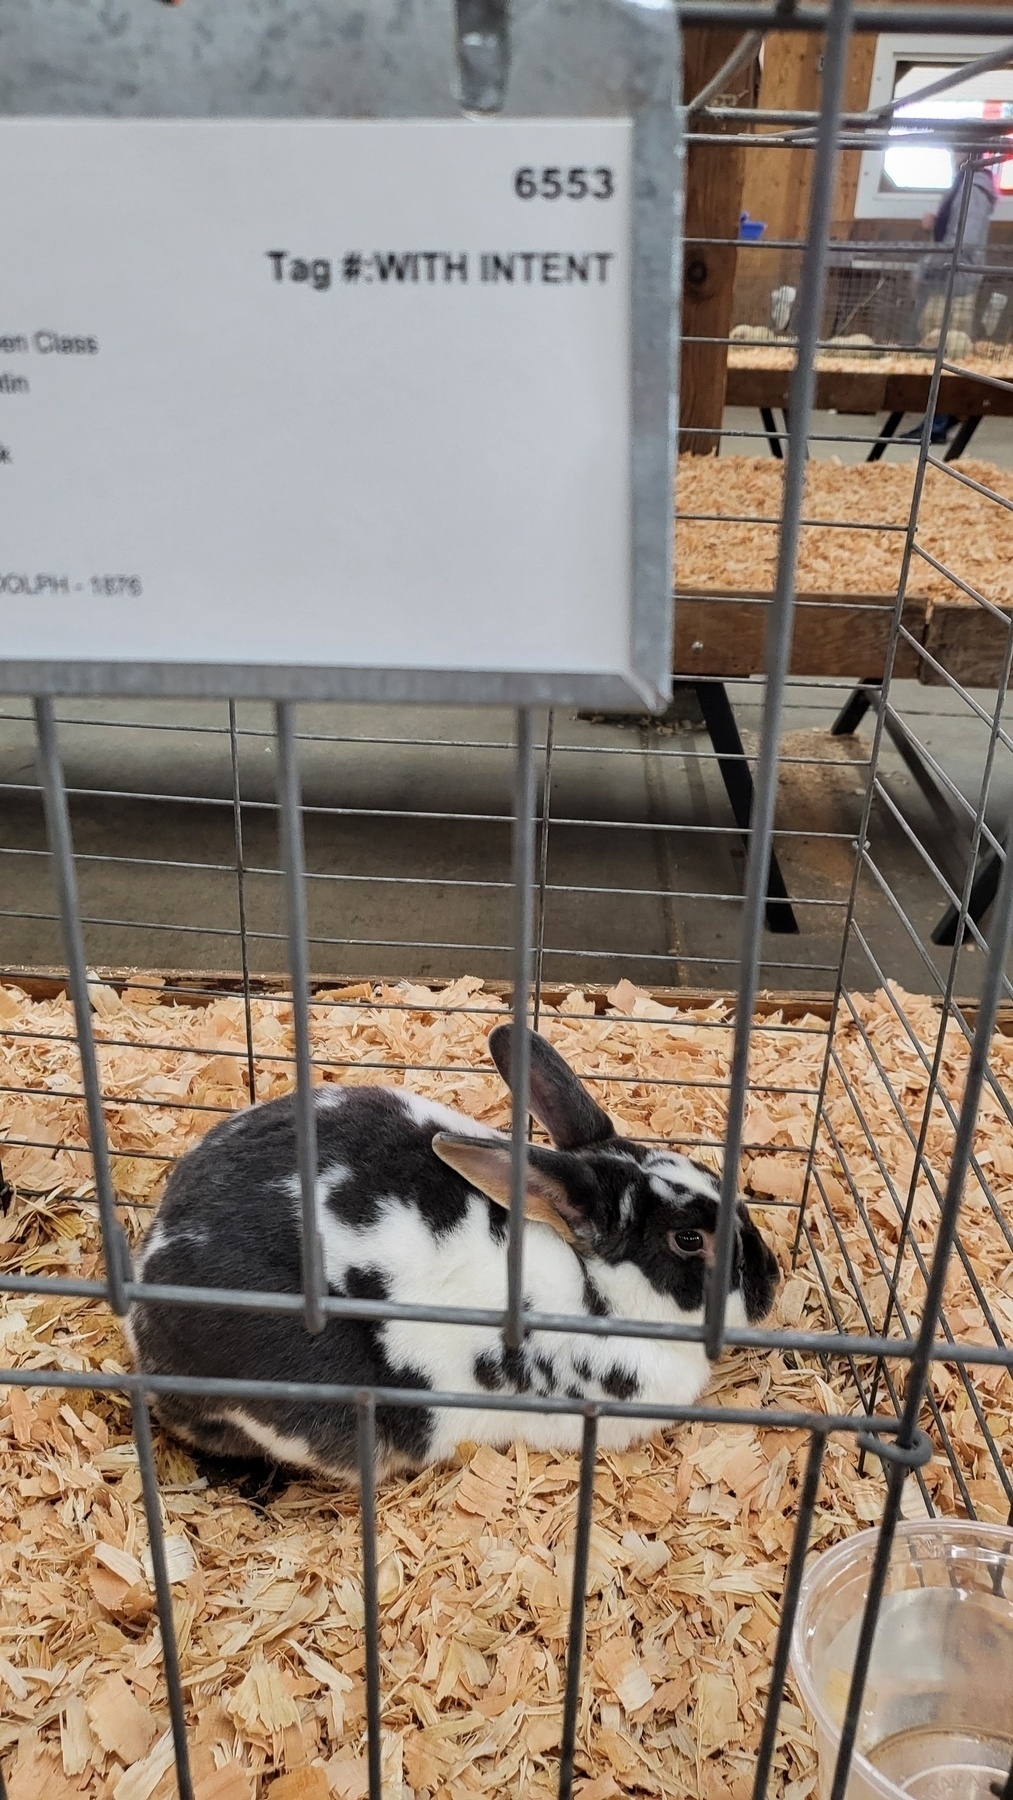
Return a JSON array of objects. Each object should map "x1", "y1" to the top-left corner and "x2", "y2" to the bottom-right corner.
[
  {"x1": 732, "y1": 243, "x2": 1013, "y2": 361},
  {"x1": 1, "y1": 4, "x2": 1013, "y2": 1800}
]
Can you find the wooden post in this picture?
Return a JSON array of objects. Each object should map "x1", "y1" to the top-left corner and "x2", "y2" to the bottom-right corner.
[
  {"x1": 739, "y1": 34, "x2": 824, "y2": 249},
  {"x1": 680, "y1": 30, "x2": 759, "y2": 456},
  {"x1": 728, "y1": 35, "x2": 823, "y2": 360},
  {"x1": 832, "y1": 35, "x2": 877, "y2": 235}
]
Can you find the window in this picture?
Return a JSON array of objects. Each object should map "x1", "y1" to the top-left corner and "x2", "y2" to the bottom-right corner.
[{"x1": 856, "y1": 37, "x2": 1013, "y2": 220}]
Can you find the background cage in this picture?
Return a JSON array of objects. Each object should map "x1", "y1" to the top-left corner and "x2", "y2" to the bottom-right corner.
[
  {"x1": 2, "y1": 2, "x2": 1013, "y2": 1799},
  {"x1": 730, "y1": 242, "x2": 1013, "y2": 355}
]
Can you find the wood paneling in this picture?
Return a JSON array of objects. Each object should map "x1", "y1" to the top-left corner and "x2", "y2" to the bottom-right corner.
[
  {"x1": 833, "y1": 35, "x2": 877, "y2": 236},
  {"x1": 738, "y1": 34, "x2": 823, "y2": 246},
  {"x1": 681, "y1": 30, "x2": 759, "y2": 456}
]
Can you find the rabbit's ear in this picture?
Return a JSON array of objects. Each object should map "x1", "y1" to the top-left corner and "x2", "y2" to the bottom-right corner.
[
  {"x1": 487, "y1": 1025, "x2": 615, "y2": 1152},
  {"x1": 736, "y1": 1203, "x2": 781, "y2": 1324},
  {"x1": 432, "y1": 1134, "x2": 601, "y2": 1249}
]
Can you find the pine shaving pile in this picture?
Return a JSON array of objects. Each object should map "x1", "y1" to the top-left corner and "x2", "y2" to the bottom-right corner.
[
  {"x1": 727, "y1": 343, "x2": 1013, "y2": 379},
  {"x1": 676, "y1": 455, "x2": 1013, "y2": 603},
  {"x1": 0, "y1": 974, "x2": 1010, "y2": 1799}
]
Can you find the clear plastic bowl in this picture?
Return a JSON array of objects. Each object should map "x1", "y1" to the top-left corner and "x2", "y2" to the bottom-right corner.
[{"x1": 789, "y1": 1519, "x2": 1013, "y2": 1800}]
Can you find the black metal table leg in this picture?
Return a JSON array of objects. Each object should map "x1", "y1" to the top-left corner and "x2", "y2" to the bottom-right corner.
[
  {"x1": 829, "y1": 672, "x2": 1006, "y2": 946},
  {"x1": 831, "y1": 678, "x2": 881, "y2": 737},
  {"x1": 693, "y1": 681, "x2": 799, "y2": 935},
  {"x1": 932, "y1": 845, "x2": 1003, "y2": 946},
  {"x1": 944, "y1": 416, "x2": 982, "y2": 462},
  {"x1": 867, "y1": 411, "x2": 905, "y2": 463},
  {"x1": 760, "y1": 407, "x2": 784, "y2": 460}
]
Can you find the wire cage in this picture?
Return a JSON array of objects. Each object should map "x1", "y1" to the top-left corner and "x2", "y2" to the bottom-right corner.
[
  {"x1": 1, "y1": 4, "x2": 1013, "y2": 1800},
  {"x1": 731, "y1": 240, "x2": 1013, "y2": 358}
]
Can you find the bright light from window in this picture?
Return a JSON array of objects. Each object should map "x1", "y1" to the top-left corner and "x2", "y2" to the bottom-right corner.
[
  {"x1": 882, "y1": 63, "x2": 1013, "y2": 193},
  {"x1": 883, "y1": 142, "x2": 956, "y2": 189}
]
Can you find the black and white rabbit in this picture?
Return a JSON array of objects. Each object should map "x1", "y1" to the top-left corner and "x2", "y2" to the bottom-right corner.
[{"x1": 126, "y1": 1024, "x2": 779, "y2": 1479}]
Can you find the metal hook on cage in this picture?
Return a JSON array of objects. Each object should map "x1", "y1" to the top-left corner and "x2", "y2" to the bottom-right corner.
[
  {"x1": 455, "y1": 0, "x2": 510, "y2": 114},
  {"x1": 855, "y1": 1424, "x2": 934, "y2": 1474}
]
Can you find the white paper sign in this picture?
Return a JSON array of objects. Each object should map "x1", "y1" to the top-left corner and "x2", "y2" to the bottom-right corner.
[{"x1": 0, "y1": 117, "x2": 636, "y2": 692}]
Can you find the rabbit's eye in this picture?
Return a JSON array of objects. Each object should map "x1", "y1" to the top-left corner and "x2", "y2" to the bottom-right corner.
[{"x1": 668, "y1": 1228, "x2": 704, "y2": 1256}]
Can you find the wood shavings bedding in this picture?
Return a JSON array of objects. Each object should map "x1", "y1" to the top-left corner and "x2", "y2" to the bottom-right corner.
[
  {"x1": 727, "y1": 344, "x2": 1013, "y2": 378},
  {"x1": 0, "y1": 975, "x2": 1010, "y2": 1799},
  {"x1": 676, "y1": 455, "x2": 1013, "y2": 604}
]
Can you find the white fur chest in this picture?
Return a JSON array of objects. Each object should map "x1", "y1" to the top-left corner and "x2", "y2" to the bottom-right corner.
[{"x1": 316, "y1": 1186, "x2": 718, "y2": 1458}]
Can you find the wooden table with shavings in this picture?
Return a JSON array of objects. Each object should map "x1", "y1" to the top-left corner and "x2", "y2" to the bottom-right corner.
[
  {"x1": 725, "y1": 346, "x2": 1013, "y2": 420},
  {"x1": 675, "y1": 456, "x2": 1013, "y2": 687}
]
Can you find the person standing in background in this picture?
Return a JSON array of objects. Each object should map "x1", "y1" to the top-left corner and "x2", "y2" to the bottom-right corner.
[{"x1": 903, "y1": 152, "x2": 999, "y2": 444}]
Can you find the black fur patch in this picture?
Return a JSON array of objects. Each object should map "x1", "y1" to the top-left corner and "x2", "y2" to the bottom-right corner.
[
  {"x1": 132, "y1": 1093, "x2": 439, "y2": 1477},
  {"x1": 601, "y1": 1362, "x2": 640, "y2": 1401},
  {"x1": 315, "y1": 1088, "x2": 478, "y2": 1239},
  {"x1": 485, "y1": 1198, "x2": 508, "y2": 1244},
  {"x1": 735, "y1": 1207, "x2": 781, "y2": 1323},
  {"x1": 501, "y1": 1345, "x2": 532, "y2": 1393},
  {"x1": 343, "y1": 1265, "x2": 389, "y2": 1302},
  {"x1": 191, "y1": 1452, "x2": 292, "y2": 1507},
  {"x1": 582, "y1": 1271, "x2": 611, "y2": 1317},
  {"x1": 474, "y1": 1350, "x2": 504, "y2": 1392}
]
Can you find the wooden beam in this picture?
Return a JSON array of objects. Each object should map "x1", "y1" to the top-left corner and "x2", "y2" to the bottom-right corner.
[
  {"x1": 732, "y1": 33, "x2": 822, "y2": 351},
  {"x1": 832, "y1": 35, "x2": 877, "y2": 236},
  {"x1": 921, "y1": 601, "x2": 1013, "y2": 689},
  {"x1": 680, "y1": 30, "x2": 758, "y2": 456},
  {"x1": 4, "y1": 968, "x2": 1010, "y2": 1031},
  {"x1": 672, "y1": 587, "x2": 925, "y2": 680},
  {"x1": 739, "y1": 34, "x2": 823, "y2": 247},
  {"x1": 724, "y1": 361, "x2": 1013, "y2": 418}
]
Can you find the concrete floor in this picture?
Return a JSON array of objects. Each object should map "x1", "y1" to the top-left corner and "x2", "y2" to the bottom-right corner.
[
  {"x1": 721, "y1": 405, "x2": 1013, "y2": 467},
  {"x1": 1, "y1": 408, "x2": 1010, "y2": 1001}
]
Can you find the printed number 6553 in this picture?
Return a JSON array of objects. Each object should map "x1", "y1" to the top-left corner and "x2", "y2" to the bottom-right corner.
[{"x1": 514, "y1": 166, "x2": 615, "y2": 200}]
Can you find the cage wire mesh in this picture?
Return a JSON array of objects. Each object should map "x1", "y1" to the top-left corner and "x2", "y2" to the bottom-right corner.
[
  {"x1": 730, "y1": 225, "x2": 1013, "y2": 364},
  {"x1": 732, "y1": 238, "x2": 1013, "y2": 361},
  {"x1": 2, "y1": 6, "x2": 1013, "y2": 1800}
]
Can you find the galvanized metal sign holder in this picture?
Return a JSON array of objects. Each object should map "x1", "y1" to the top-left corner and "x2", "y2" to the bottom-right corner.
[{"x1": 0, "y1": 0, "x2": 680, "y2": 711}]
